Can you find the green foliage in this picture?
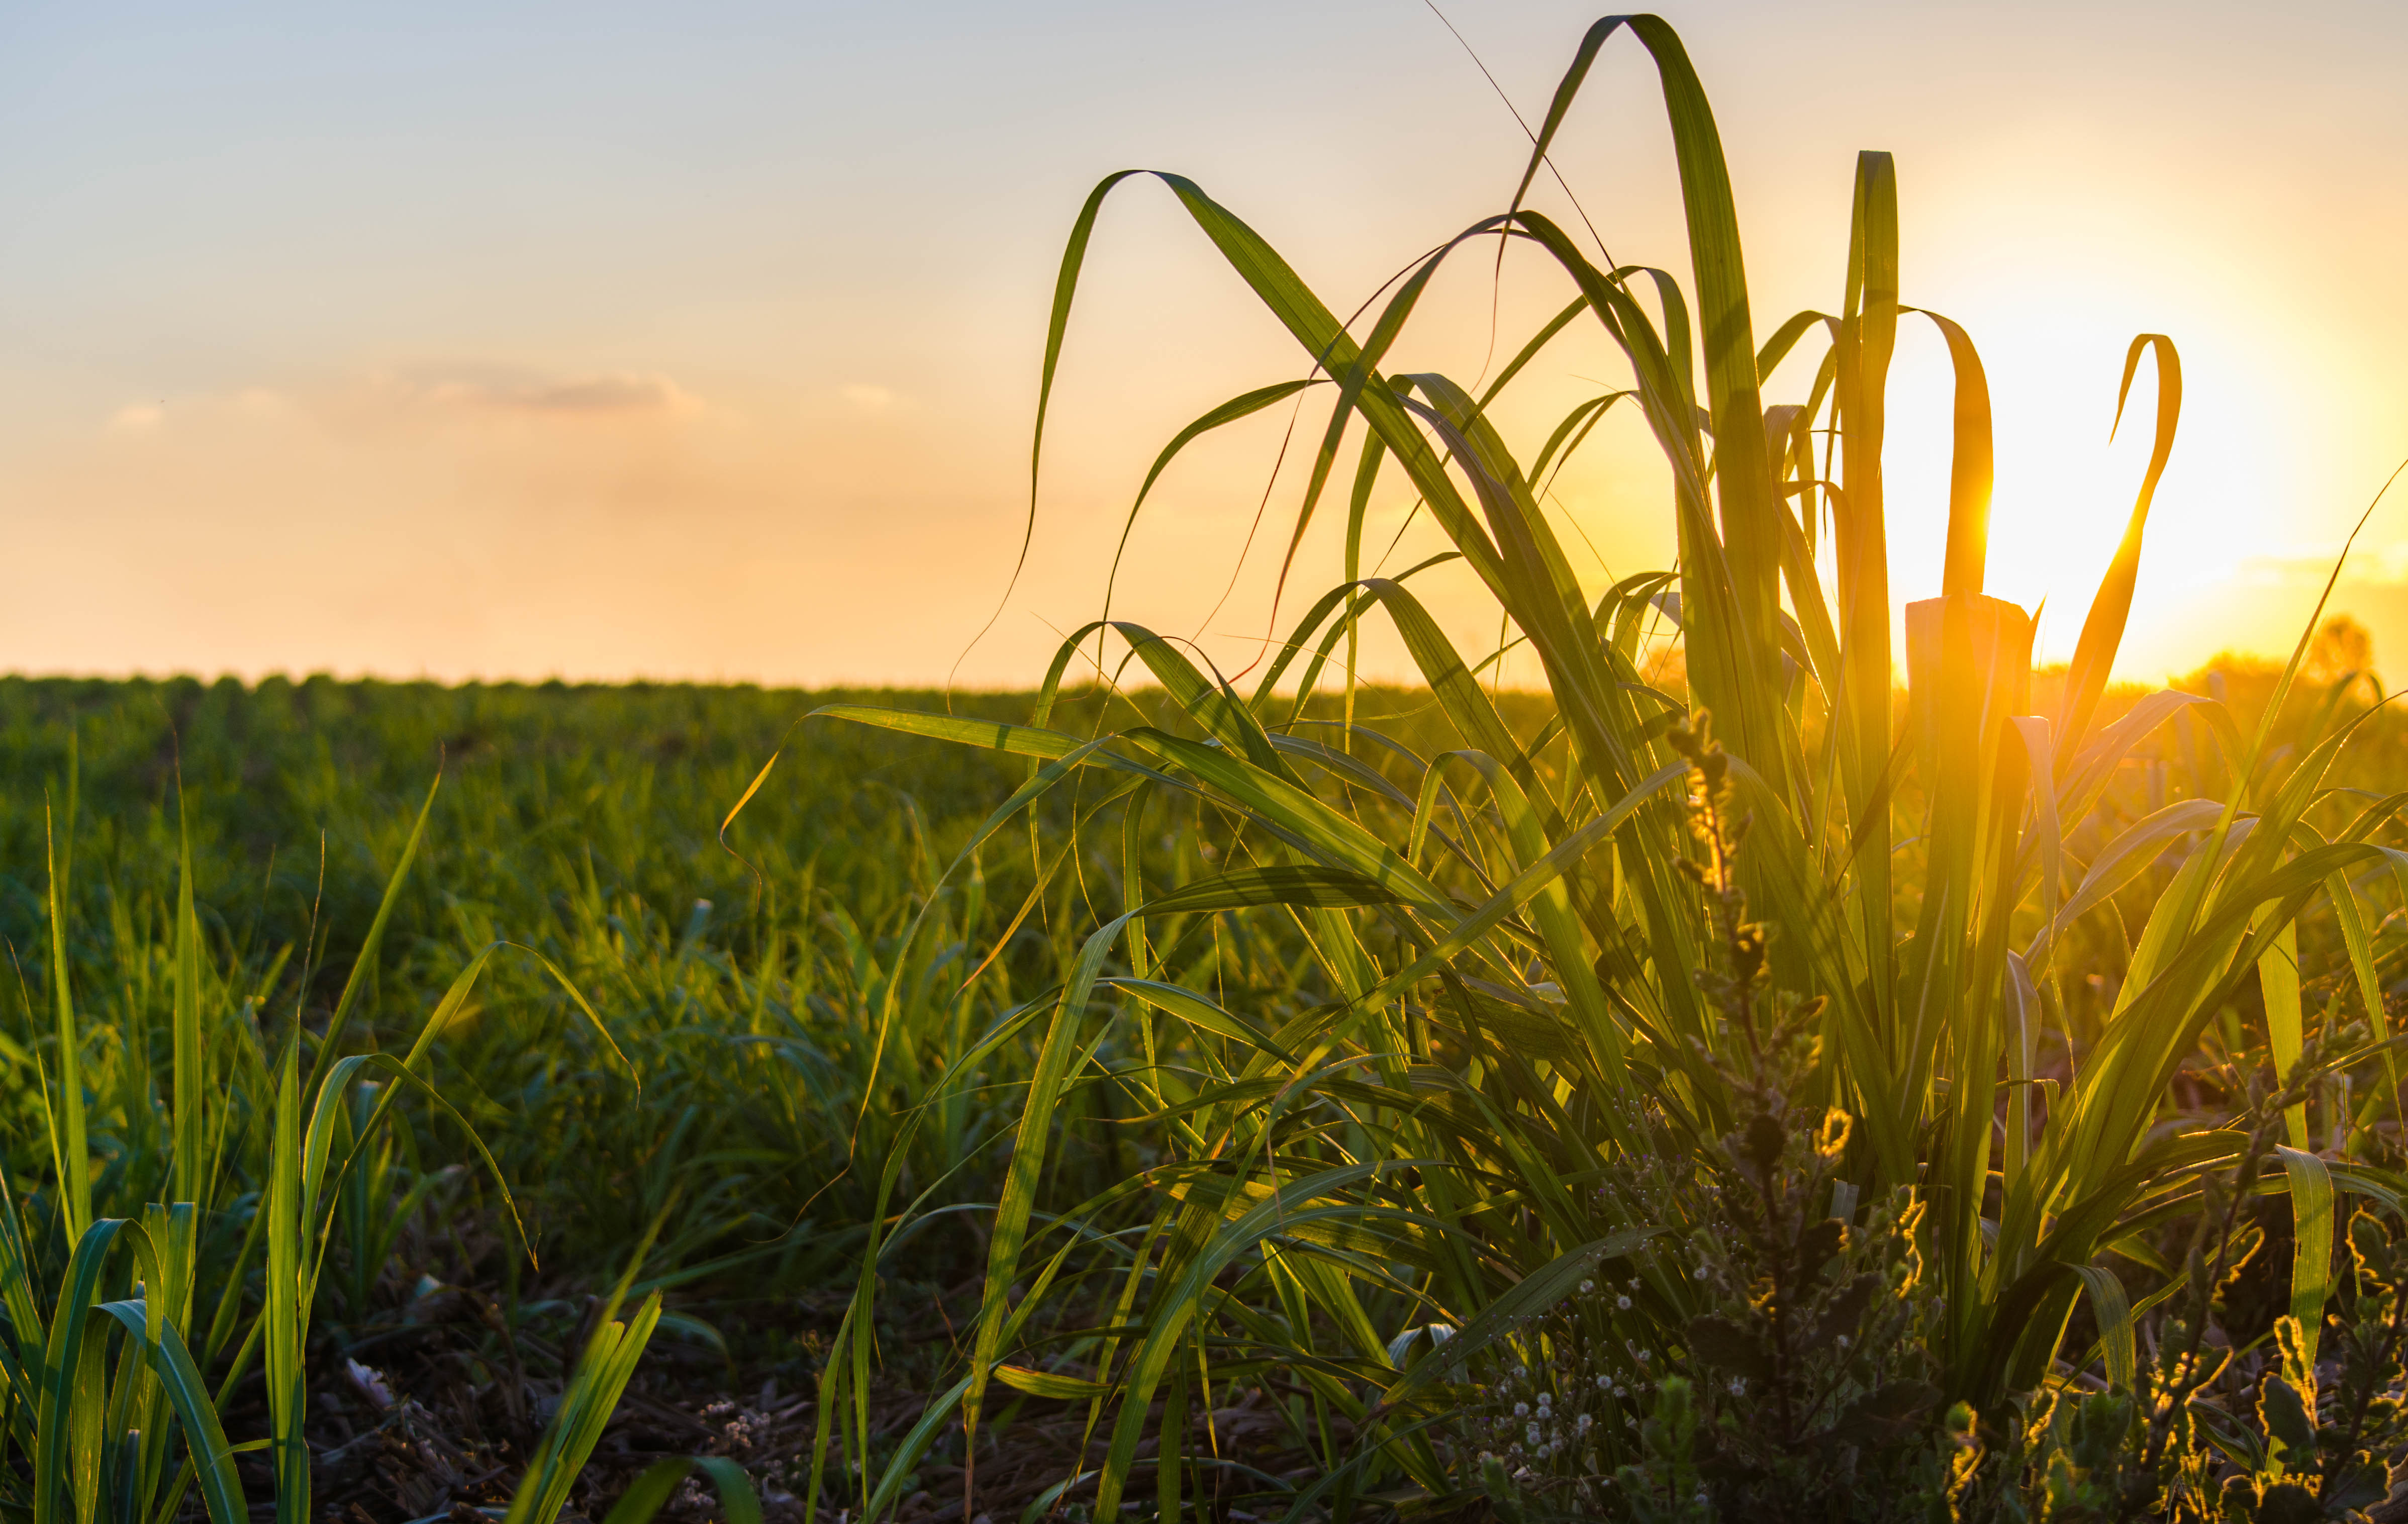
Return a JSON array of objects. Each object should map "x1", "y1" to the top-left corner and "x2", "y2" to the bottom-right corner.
[
  {"x1": 0, "y1": 783, "x2": 417, "y2": 1522},
  {"x1": 0, "y1": 750, "x2": 718, "y2": 1524},
  {"x1": 809, "y1": 10, "x2": 2408, "y2": 1522},
  {"x1": 0, "y1": 678, "x2": 1112, "y2": 1296},
  {"x1": 1451, "y1": 722, "x2": 1968, "y2": 1518}
]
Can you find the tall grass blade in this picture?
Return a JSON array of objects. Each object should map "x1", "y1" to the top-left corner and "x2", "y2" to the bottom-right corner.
[{"x1": 2277, "y1": 1145, "x2": 2335, "y2": 1371}]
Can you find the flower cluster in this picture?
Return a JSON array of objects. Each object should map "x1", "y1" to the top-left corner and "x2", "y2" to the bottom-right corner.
[{"x1": 1448, "y1": 1306, "x2": 1662, "y2": 1518}]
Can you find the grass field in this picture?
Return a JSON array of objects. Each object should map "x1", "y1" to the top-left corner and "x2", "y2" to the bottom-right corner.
[
  {"x1": 0, "y1": 674, "x2": 1567, "y2": 1520},
  {"x1": 0, "y1": 677, "x2": 1057, "y2": 1291},
  {"x1": 0, "y1": 676, "x2": 1088, "y2": 1524},
  {"x1": 1, "y1": 677, "x2": 1607, "y2": 1305},
  {"x1": 5, "y1": 647, "x2": 2402, "y2": 1523}
]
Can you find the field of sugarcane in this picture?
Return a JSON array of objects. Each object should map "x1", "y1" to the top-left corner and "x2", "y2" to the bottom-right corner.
[{"x1": 11, "y1": 13, "x2": 2408, "y2": 1524}]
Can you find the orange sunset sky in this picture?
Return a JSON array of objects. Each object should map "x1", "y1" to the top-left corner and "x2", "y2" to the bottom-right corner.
[{"x1": 3, "y1": 1, "x2": 2403, "y2": 689}]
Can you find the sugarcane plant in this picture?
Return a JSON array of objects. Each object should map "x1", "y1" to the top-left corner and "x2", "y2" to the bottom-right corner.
[{"x1": 805, "y1": 12, "x2": 2408, "y2": 1518}]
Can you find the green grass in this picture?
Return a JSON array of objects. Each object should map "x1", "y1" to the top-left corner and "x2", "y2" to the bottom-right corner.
[
  {"x1": 0, "y1": 670, "x2": 1590, "y2": 1517},
  {"x1": 0, "y1": 662, "x2": 2401, "y2": 1519},
  {"x1": 0, "y1": 676, "x2": 1139, "y2": 1522},
  {"x1": 0, "y1": 677, "x2": 1100, "y2": 1294}
]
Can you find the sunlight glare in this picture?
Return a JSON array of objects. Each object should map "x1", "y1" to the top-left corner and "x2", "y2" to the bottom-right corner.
[{"x1": 1877, "y1": 289, "x2": 2290, "y2": 675}]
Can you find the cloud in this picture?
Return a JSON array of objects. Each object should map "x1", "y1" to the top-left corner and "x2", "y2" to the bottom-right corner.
[
  {"x1": 93, "y1": 368, "x2": 708, "y2": 443},
  {"x1": 2233, "y1": 544, "x2": 2408, "y2": 587},
  {"x1": 401, "y1": 368, "x2": 702, "y2": 418},
  {"x1": 839, "y1": 383, "x2": 897, "y2": 411}
]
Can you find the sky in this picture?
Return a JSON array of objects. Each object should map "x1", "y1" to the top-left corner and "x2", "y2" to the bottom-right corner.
[{"x1": 1, "y1": 0, "x2": 2403, "y2": 689}]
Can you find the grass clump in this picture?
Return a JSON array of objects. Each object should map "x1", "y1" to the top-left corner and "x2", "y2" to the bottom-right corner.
[{"x1": 813, "y1": 12, "x2": 2408, "y2": 1521}]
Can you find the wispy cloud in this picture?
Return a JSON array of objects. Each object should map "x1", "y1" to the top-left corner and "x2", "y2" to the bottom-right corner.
[
  {"x1": 98, "y1": 368, "x2": 708, "y2": 440},
  {"x1": 384, "y1": 367, "x2": 702, "y2": 419},
  {"x1": 2232, "y1": 544, "x2": 2408, "y2": 587}
]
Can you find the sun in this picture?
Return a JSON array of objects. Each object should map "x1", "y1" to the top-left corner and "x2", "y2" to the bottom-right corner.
[{"x1": 1868, "y1": 289, "x2": 2294, "y2": 674}]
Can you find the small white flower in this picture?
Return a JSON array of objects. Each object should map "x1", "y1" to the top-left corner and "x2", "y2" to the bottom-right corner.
[
  {"x1": 1693, "y1": 1265, "x2": 1709, "y2": 1281},
  {"x1": 1535, "y1": 1393, "x2": 1551, "y2": 1410},
  {"x1": 1727, "y1": 1377, "x2": 1747, "y2": 1396},
  {"x1": 1579, "y1": 1279, "x2": 1595, "y2": 1294},
  {"x1": 1595, "y1": 1375, "x2": 1612, "y2": 1390},
  {"x1": 1525, "y1": 1423, "x2": 1542, "y2": 1446},
  {"x1": 1578, "y1": 1413, "x2": 1595, "y2": 1433},
  {"x1": 1616, "y1": 1294, "x2": 1633, "y2": 1310},
  {"x1": 1635, "y1": 1349, "x2": 1651, "y2": 1364}
]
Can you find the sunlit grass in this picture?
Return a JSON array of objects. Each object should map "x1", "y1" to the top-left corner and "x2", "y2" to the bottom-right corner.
[{"x1": 813, "y1": 13, "x2": 2408, "y2": 1519}]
